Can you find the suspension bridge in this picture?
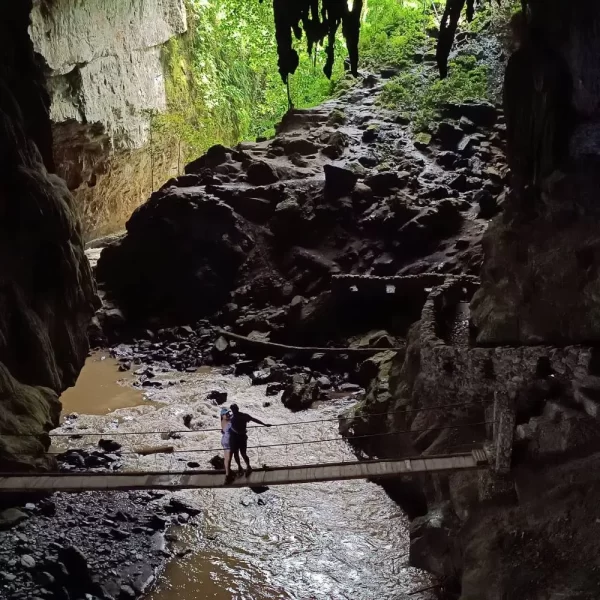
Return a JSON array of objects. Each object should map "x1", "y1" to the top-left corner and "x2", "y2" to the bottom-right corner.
[{"x1": 0, "y1": 394, "x2": 515, "y2": 493}]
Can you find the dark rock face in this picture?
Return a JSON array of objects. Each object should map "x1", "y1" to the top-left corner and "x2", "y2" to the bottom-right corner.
[
  {"x1": 472, "y1": 3, "x2": 600, "y2": 345},
  {"x1": 344, "y1": 274, "x2": 600, "y2": 599},
  {"x1": 97, "y1": 189, "x2": 254, "y2": 324},
  {"x1": 96, "y1": 79, "x2": 505, "y2": 343},
  {"x1": 0, "y1": 2, "x2": 96, "y2": 469}
]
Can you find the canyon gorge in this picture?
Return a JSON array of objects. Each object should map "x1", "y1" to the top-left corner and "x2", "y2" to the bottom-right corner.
[{"x1": 1, "y1": 0, "x2": 600, "y2": 599}]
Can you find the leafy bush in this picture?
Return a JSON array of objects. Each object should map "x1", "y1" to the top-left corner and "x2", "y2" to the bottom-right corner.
[
  {"x1": 154, "y1": 0, "x2": 344, "y2": 162},
  {"x1": 379, "y1": 55, "x2": 489, "y2": 131}
]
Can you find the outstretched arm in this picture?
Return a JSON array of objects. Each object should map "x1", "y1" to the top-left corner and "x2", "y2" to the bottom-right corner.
[{"x1": 249, "y1": 415, "x2": 272, "y2": 427}]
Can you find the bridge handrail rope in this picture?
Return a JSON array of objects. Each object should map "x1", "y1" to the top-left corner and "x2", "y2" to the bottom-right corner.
[
  {"x1": 44, "y1": 420, "x2": 494, "y2": 456},
  {"x1": 0, "y1": 399, "x2": 492, "y2": 439}
]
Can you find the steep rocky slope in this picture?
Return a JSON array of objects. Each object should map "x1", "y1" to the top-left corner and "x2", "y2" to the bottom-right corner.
[
  {"x1": 0, "y1": 2, "x2": 96, "y2": 470},
  {"x1": 96, "y1": 72, "x2": 507, "y2": 347},
  {"x1": 30, "y1": 0, "x2": 187, "y2": 239},
  {"x1": 342, "y1": 4, "x2": 600, "y2": 598}
]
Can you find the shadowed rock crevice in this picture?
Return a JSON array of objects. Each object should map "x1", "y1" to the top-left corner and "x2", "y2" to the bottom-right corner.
[{"x1": 0, "y1": 0, "x2": 96, "y2": 470}]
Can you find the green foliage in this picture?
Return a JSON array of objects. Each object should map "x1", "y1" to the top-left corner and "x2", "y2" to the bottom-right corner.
[
  {"x1": 363, "y1": 0, "x2": 495, "y2": 132},
  {"x1": 154, "y1": 0, "x2": 345, "y2": 162},
  {"x1": 379, "y1": 55, "x2": 489, "y2": 131},
  {"x1": 467, "y1": 0, "x2": 522, "y2": 33},
  {"x1": 154, "y1": 0, "x2": 506, "y2": 162},
  {"x1": 359, "y1": 0, "x2": 438, "y2": 70}
]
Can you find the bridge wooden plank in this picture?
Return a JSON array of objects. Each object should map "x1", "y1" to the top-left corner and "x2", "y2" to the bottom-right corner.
[
  {"x1": 436, "y1": 457, "x2": 454, "y2": 471},
  {"x1": 411, "y1": 459, "x2": 426, "y2": 472},
  {"x1": 306, "y1": 466, "x2": 318, "y2": 482},
  {"x1": 0, "y1": 454, "x2": 488, "y2": 493},
  {"x1": 61, "y1": 476, "x2": 86, "y2": 492},
  {"x1": 342, "y1": 464, "x2": 362, "y2": 480},
  {"x1": 0, "y1": 476, "x2": 22, "y2": 491},
  {"x1": 84, "y1": 476, "x2": 110, "y2": 491},
  {"x1": 187, "y1": 474, "x2": 208, "y2": 488},
  {"x1": 244, "y1": 470, "x2": 265, "y2": 487},
  {"x1": 379, "y1": 461, "x2": 395, "y2": 476},
  {"x1": 364, "y1": 462, "x2": 378, "y2": 477},
  {"x1": 326, "y1": 465, "x2": 342, "y2": 480},
  {"x1": 24, "y1": 476, "x2": 51, "y2": 491},
  {"x1": 358, "y1": 462, "x2": 372, "y2": 478},
  {"x1": 266, "y1": 469, "x2": 290, "y2": 485},
  {"x1": 287, "y1": 468, "x2": 308, "y2": 483}
]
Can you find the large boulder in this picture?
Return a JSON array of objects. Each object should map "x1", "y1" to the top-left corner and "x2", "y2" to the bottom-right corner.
[
  {"x1": 97, "y1": 188, "x2": 254, "y2": 324},
  {"x1": 185, "y1": 144, "x2": 232, "y2": 173},
  {"x1": 281, "y1": 379, "x2": 320, "y2": 411},
  {"x1": 409, "y1": 504, "x2": 460, "y2": 578},
  {"x1": 323, "y1": 164, "x2": 358, "y2": 198}
]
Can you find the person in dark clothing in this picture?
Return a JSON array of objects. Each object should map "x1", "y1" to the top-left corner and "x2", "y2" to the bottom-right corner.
[{"x1": 230, "y1": 403, "x2": 271, "y2": 475}]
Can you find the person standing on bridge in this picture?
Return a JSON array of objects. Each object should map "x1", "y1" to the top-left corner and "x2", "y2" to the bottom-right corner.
[
  {"x1": 230, "y1": 403, "x2": 271, "y2": 476},
  {"x1": 220, "y1": 407, "x2": 235, "y2": 484}
]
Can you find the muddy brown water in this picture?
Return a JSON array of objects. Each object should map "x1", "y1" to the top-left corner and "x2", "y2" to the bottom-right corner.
[
  {"x1": 60, "y1": 352, "x2": 153, "y2": 416},
  {"x1": 56, "y1": 366, "x2": 433, "y2": 599}
]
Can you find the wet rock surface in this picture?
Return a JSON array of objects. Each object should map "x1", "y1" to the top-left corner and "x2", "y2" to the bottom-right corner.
[
  {"x1": 0, "y1": 491, "x2": 197, "y2": 600},
  {"x1": 96, "y1": 72, "x2": 507, "y2": 345}
]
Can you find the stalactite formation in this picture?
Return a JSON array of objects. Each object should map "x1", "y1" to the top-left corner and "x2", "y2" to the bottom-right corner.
[
  {"x1": 262, "y1": 0, "x2": 363, "y2": 83},
  {"x1": 263, "y1": 0, "x2": 515, "y2": 83}
]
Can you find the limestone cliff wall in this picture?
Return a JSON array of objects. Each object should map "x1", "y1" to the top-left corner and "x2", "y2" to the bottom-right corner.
[
  {"x1": 471, "y1": 2, "x2": 600, "y2": 345},
  {"x1": 344, "y1": 279, "x2": 600, "y2": 598},
  {"x1": 29, "y1": 0, "x2": 187, "y2": 239},
  {"x1": 0, "y1": 2, "x2": 96, "y2": 470}
]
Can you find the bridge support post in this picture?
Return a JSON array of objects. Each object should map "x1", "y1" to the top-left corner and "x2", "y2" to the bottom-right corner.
[{"x1": 493, "y1": 390, "x2": 515, "y2": 474}]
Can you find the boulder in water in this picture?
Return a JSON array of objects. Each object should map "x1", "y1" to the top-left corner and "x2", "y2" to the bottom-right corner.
[{"x1": 281, "y1": 381, "x2": 320, "y2": 411}]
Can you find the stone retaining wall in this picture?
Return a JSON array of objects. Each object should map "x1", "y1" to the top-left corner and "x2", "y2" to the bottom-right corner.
[
  {"x1": 418, "y1": 279, "x2": 593, "y2": 411},
  {"x1": 332, "y1": 273, "x2": 479, "y2": 297}
]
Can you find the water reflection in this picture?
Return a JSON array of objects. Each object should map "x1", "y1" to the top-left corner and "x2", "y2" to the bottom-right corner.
[{"x1": 56, "y1": 368, "x2": 432, "y2": 599}]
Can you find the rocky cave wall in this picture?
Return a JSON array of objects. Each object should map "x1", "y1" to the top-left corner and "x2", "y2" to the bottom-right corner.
[
  {"x1": 0, "y1": 1, "x2": 96, "y2": 470},
  {"x1": 345, "y1": 3, "x2": 600, "y2": 598},
  {"x1": 29, "y1": 0, "x2": 187, "y2": 240},
  {"x1": 471, "y1": 0, "x2": 600, "y2": 345}
]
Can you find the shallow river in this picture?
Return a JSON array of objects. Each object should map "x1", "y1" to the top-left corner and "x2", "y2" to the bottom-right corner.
[{"x1": 56, "y1": 355, "x2": 432, "y2": 599}]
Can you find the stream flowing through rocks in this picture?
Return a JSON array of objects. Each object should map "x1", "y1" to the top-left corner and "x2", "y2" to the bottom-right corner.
[
  {"x1": 26, "y1": 36, "x2": 508, "y2": 599},
  {"x1": 52, "y1": 357, "x2": 434, "y2": 599}
]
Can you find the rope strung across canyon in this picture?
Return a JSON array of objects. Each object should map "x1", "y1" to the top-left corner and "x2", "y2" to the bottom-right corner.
[
  {"x1": 44, "y1": 420, "x2": 494, "y2": 456},
  {"x1": 0, "y1": 399, "x2": 492, "y2": 438}
]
